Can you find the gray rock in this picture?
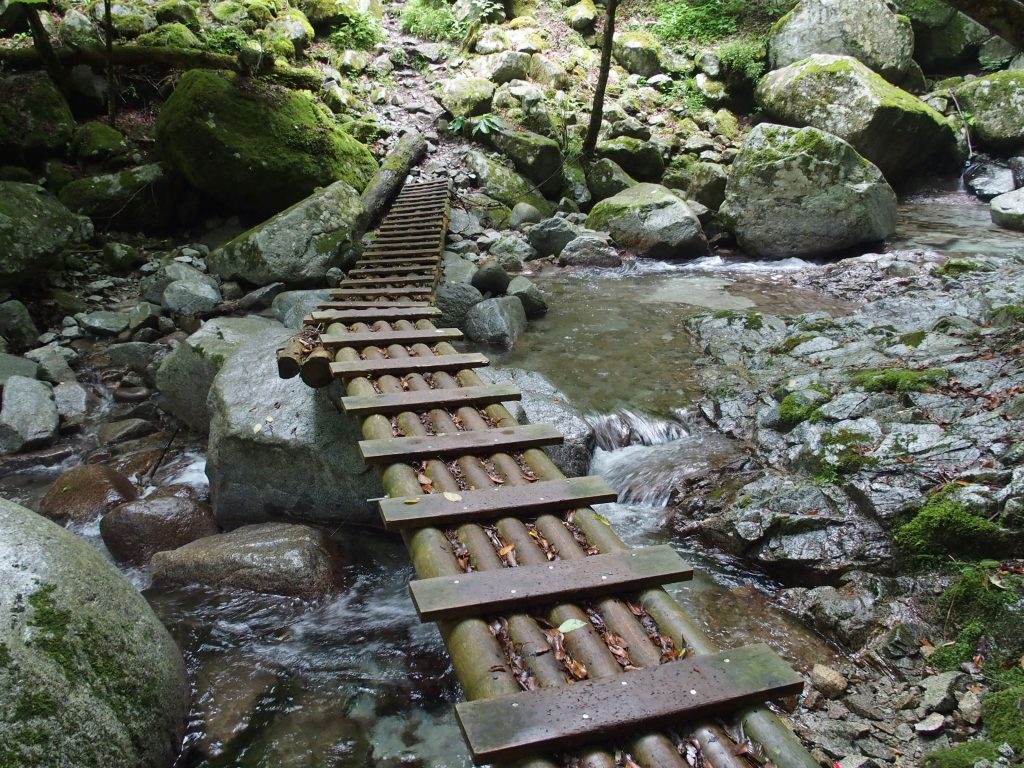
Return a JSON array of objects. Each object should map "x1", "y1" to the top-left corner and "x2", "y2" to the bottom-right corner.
[
  {"x1": 0, "y1": 352, "x2": 39, "y2": 387},
  {"x1": 921, "y1": 670, "x2": 963, "y2": 714},
  {"x1": 914, "y1": 712, "x2": 945, "y2": 735},
  {"x1": 719, "y1": 124, "x2": 896, "y2": 259},
  {"x1": 528, "y1": 216, "x2": 580, "y2": 257},
  {"x1": 28, "y1": 346, "x2": 76, "y2": 384},
  {"x1": 271, "y1": 288, "x2": 332, "y2": 329},
  {"x1": 57, "y1": 163, "x2": 182, "y2": 232},
  {"x1": 471, "y1": 261, "x2": 513, "y2": 295},
  {"x1": 97, "y1": 418, "x2": 158, "y2": 445},
  {"x1": 237, "y1": 282, "x2": 286, "y2": 311},
  {"x1": 489, "y1": 234, "x2": 536, "y2": 270},
  {"x1": 585, "y1": 157, "x2": 638, "y2": 202},
  {"x1": 609, "y1": 116, "x2": 652, "y2": 141},
  {"x1": 163, "y1": 279, "x2": 222, "y2": 315},
  {"x1": 209, "y1": 181, "x2": 366, "y2": 287},
  {"x1": 109, "y1": 341, "x2": 162, "y2": 373},
  {"x1": 612, "y1": 31, "x2": 664, "y2": 76},
  {"x1": 207, "y1": 328, "x2": 382, "y2": 528},
  {"x1": 0, "y1": 375, "x2": 58, "y2": 454},
  {"x1": 465, "y1": 296, "x2": 528, "y2": 347},
  {"x1": 506, "y1": 276, "x2": 548, "y2": 318},
  {"x1": 52, "y1": 381, "x2": 90, "y2": 428},
  {"x1": 156, "y1": 316, "x2": 282, "y2": 432},
  {"x1": 558, "y1": 236, "x2": 623, "y2": 267},
  {"x1": 991, "y1": 187, "x2": 1024, "y2": 231},
  {"x1": 810, "y1": 663, "x2": 848, "y2": 698},
  {"x1": 483, "y1": 367, "x2": 594, "y2": 477},
  {"x1": 585, "y1": 183, "x2": 709, "y2": 260},
  {"x1": 436, "y1": 76, "x2": 496, "y2": 118},
  {"x1": 77, "y1": 310, "x2": 131, "y2": 336},
  {"x1": 964, "y1": 160, "x2": 1016, "y2": 201},
  {"x1": 443, "y1": 253, "x2": 479, "y2": 285},
  {"x1": 437, "y1": 281, "x2": 485, "y2": 329},
  {"x1": 465, "y1": 150, "x2": 552, "y2": 215},
  {"x1": 139, "y1": 262, "x2": 216, "y2": 304},
  {"x1": 529, "y1": 54, "x2": 570, "y2": 89},
  {"x1": 953, "y1": 72, "x2": 1024, "y2": 149},
  {"x1": 475, "y1": 51, "x2": 531, "y2": 83},
  {"x1": 595, "y1": 137, "x2": 665, "y2": 182},
  {"x1": 0, "y1": 299, "x2": 38, "y2": 349},
  {"x1": 0, "y1": 496, "x2": 188, "y2": 768},
  {"x1": 151, "y1": 523, "x2": 341, "y2": 598},
  {"x1": 509, "y1": 201, "x2": 543, "y2": 226},
  {"x1": 769, "y1": 0, "x2": 914, "y2": 81}
]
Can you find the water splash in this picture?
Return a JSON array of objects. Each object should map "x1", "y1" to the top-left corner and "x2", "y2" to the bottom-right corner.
[{"x1": 586, "y1": 408, "x2": 691, "y2": 451}]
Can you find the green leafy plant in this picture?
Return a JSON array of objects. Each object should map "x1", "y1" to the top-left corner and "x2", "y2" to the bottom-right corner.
[
  {"x1": 328, "y1": 14, "x2": 383, "y2": 51},
  {"x1": 651, "y1": 0, "x2": 794, "y2": 44},
  {"x1": 449, "y1": 113, "x2": 507, "y2": 137},
  {"x1": 716, "y1": 37, "x2": 766, "y2": 89},
  {"x1": 204, "y1": 26, "x2": 250, "y2": 54},
  {"x1": 399, "y1": 0, "x2": 465, "y2": 42}
]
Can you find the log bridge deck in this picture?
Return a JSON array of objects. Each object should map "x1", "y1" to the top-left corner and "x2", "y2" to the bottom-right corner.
[{"x1": 276, "y1": 179, "x2": 817, "y2": 768}]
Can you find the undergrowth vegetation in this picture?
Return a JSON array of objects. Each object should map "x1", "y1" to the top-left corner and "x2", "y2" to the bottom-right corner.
[
  {"x1": 328, "y1": 14, "x2": 383, "y2": 50},
  {"x1": 648, "y1": 0, "x2": 795, "y2": 44},
  {"x1": 399, "y1": 0, "x2": 465, "y2": 42}
]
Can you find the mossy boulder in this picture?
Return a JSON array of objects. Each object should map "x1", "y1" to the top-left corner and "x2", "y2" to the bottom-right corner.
[
  {"x1": 665, "y1": 159, "x2": 728, "y2": 209},
  {"x1": 922, "y1": 741, "x2": 1001, "y2": 768},
  {"x1": 769, "y1": 0, "x2": 914, "y2": 81},
  {"x1": 58, "y1": 163, "x2": 183, "y2": 232},
  {"x1": 586, "y1": 183, "x2": 709, "y2": 260},
  {"x1": 487, "y1": 127, "x2": 563, "y2": 197},
  {"x1": 465, "y1": 150, "x2": 553, "y2": 215},
  {"x1": 952, "y1": 71, "x2": 1024, "y2": 149},
  {"x1": 756, "y1": 54, "x2": 957, "y2": 182},
  {"x1": 71, "y1": 121, "x2": 129, "y2": 162},
  {"x1": 910, "y1": 10, "x2": 988, "y2": 70},
  {"x1": 982, "y1": 686, "x2": 1024, "y2": 753},
  {"x1": 585, "y1": 157, "x2": 637, "y2": 202},
  {"x1": 0, "y1": 183, "x2": 92, "y2": 288},
  {"x1": 135, "y1": 21, "x2": 202, "y2": 47},
  {"x1": 595, "y1": 137, "x2": 665, "y2": 183},
  {"x1": 436, "y1": 77, "x2": 496, "y2": 118},
  {"x1": 298, "y1": 0, "x2": 381, "y2": 26},
  {"x1": 612, "y1": 31, "x2": 664, "y2": 77},
  {"x1": 155, "y1": 0, "x2": 200, "y2": 30},
  {"x1": 564, "y1": 0, "x2": 596, "y2": 31},
  {"x1": 0, "y1": 495, "x2": 188, "y2": 768},
  {"x1": 209, "y1": 180, "x2": 367, "y2": 287},
  {"x1": 0, "y1": 73, "x2": 75, "y2": 159},
  {"x1": 89, "y1": 0, "x2": 157, "y2": 38},
  {"x1": 155, "y1": 70, "x2": 377, "y2": 215},
  {"x1": 891, "y1": 0, "x2": 956, "y2": 30},
  {"x1": 719, "y1": 123, "x2": 897, "y2": 259},
  {"x1": 264, "y1": 8, "x2": 314, "y2": 52}
]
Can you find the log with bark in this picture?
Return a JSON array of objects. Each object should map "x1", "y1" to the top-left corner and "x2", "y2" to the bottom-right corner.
[{"x1": 359, "y1": 129, "x2": 428, "y2": 232}]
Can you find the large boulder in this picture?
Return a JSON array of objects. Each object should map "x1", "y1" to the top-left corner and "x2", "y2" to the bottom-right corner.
[
  {"x1": 0, "y1": 375, "x2": 58, "y2": 455},
  {"x1": 0, "y1": 496, "x2": 188, "y2": 767},
  {"x1": 150, "y1": 522, "x2": 341, "y2": 598},
  {"x1": 435, "y1": 77, "x2": 496, "y2": 118},
  {"x1": 156, "y1": 316, "x2": 283, "y2": 433},
  {"x1": 585, "y1": 183, "x2": 709, "y2": 260},
  {"x1": 207, "y1": 328, "x2": 382, "y2": 528},
  {"x1": 0, "y1": 72, "x2": 75, "y2": 157},
  {"x1": 612, "y1": 31, "x2": 664, "y2": 76},
  {"x1": 464, "y1": 296, "x2": 527, "y2": 348},
  {"x1": 298, "y1": 0, "x2": 382, "y2": 26},
  {"x1": 0, "y1": 183, "x2": 92, "y2": 289},
  {"x1": 756, "y1": 55, "x2": 956, "y2": 182},
  {"x1": 894, "y1": 1, "x2": 988, "y2": 71},
  {"x1": 584, "y1": 158, "x2": 637, "y2": 202},
  {"x1": 488, "y1": 128, "x2": 563, "y2": 197},
  {"x1": 155, "y1": 70, "x2": 377, "y2": 215},
  {"x1": 719, "y1": 123, "x2": 897, "y2": 259},
  {"x1": 952, "y1": 71, "x2": 1024, "y2": 149},
  {"x1": 271, "y1": 288, "x2": 333, "y2": 329},
  {"x1": 209, "y1": 181, "x2": 366, "y2": 287},
  {"x1": 466, "y1": 150, "x2": 553, "y2": 215},
  {"x1": 991, "y1": 188, "x2": 1024, "y2": 231},
  {"x1": 595, "y1": 138, "x2": 665, "y2": 183},
  {"x1": 769, "y1": 0, "x2": 914, "y2": 81},
  {"x1": 57, "y1": 163, "x2": 182, "y2": 232}
]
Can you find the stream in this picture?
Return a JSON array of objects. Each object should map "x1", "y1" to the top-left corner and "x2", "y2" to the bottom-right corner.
[{"x1": 4, "y1": 184, "x2": 1022, "y2": 767}]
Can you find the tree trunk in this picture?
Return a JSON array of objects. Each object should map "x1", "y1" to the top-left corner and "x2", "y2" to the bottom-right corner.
[
  {"x1": 104, "y1": 0, "x2": 116, "y2": 125},
  {"x1": 359, "y1": 130, "x2": 428, "y2": 231},
  {"x1": 582, "y1": 0, "x2": 617, "y2": 161},
  {"x1": 944, "y1": 0, "x2": 1024, "y2": 49},
  {"x1": 24, "y1": 7, "x2": 67, "y2": 95}
]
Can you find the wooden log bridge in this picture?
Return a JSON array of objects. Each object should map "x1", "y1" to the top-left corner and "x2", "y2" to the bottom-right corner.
[{"x1": 276, "y1": 178, "x2": 818, "y2": 768}]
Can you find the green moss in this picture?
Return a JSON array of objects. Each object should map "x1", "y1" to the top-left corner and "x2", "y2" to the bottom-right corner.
[
  {"x1": 778, "y1": 391, "x2": 823, "y2": 430},
  {"x1": 0, "y1": 73, "x2": 75, "y2": 156},
  {"x1": 155, "y1": 0, "x2": 200, "y2": 29},
  {"x1": 27, "y1": 584, "x2": 78, "y2": 675},
  {"x1": 935, "y1": 258, "x2": 991, "y2": 278},
  {"x1": 991, "y1": 304, "x2": 1024, "y2": 326},
  {"x1": 136, "y1": 21, "x2": 202, "y2": 48},
  {"x1": 922, "y1": 741, "x2": 1001, "y2": 768},
  {"x1": 13, "y1": 690, "x2": 60, "y2": 721},
  {"x1": 203, "y1": 25, "x2": 251, "y2": 53},
  {"x1": 400, "y1": 0, "x2": 465, "y2": 42},
  {"x1": 849, "y1": 367, "x2": 948, "y2": 393},
  {"x1": 0, "y1": 641, "x2": 11, "y2": 669},
  {"x1": 927, "y1": 620, "x2": 986, "y2": 671},
  {"x1": 711, "y1": 309, "x2": 764, "y2": 329},
  {"x1": 982, "y1": 686, "x2": 1024, "y2": 753},
  {"x1": 894, "y1": 497, "x2": 1010, "y2": 559},
  {"x1": 898, "y1": 330, "x2": 927, "y2": 347},
  {"x1": 771, "y1": 333, "x2": 815, "y2": 354}
]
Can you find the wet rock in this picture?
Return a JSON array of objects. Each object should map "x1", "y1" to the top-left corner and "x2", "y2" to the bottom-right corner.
[
  {"x1": 990, "y1": 188, "x2": 1024, "y2": 231},
  {"x1": 77, "y1": 310, "x2": 131, "y2": 336},
  {"x1": 437, "y1": 282, "x2": 485, "y2": 329},
  {"x1": 151, "y1": 522, "x2": 341, "y2": 598},
  {"x1": 585, "y1": 183, "x2": 708, "y2": 260},
  {"x1": 207, "y1": 327, "x2": 382, "y2": 528},
  {"x1": 811, "y1": 663, "x2": 849, "y2": 698},
  {"x1": 465, "y1": 296, "x2": 527, "y2": 347},
  {"x1": 53, "y1": 381, "x2": 90, "y2": 428},
  {"x1": 509, "y1": 201, "x2": 543, "y2": 226},
  {"x1": 528, "y1": 216, "x2": 579, "y2": 257},
  {"x1": 720, "y1": 124, "x2": 896, "y2": 259},
  {"x1": 756, "y1": 55, "x2": 956, "y2": 182},
  {"x1": 443, "y1": 253, "x2": 478, "y2": 284},
  {"x1": 436, "y1": 76, "x2": 496, "y2": 118},
  {"x1": 0, "y1": 376, "x2": 58, "y2": 454},
  {"x1": 140, "y1": 262, "x2": 215, "y2": 305},
  {"x1": 156, "y1": 316, "x2": 282, "y2": 432},
  {"x1": 558, "y1": 236, "x2": 622, "y2": 267},
  {"x1": 471, "y1": 261, "x2": 513, "y2": 295},
  {"x1": 483, "y1": 368, "x2": 594, "y2": 477},
  {"x1": 271, "y1": 288, "x2": 332, "y2": 329},
  {"x1": 769, "y1": 0, "x2": 914, "y2": 81},
  {"x1": 38, "y1": 463, "x2": 138, "y2": 524},
  {"x1": 506, "y1": 276, "x2": 547, "y2": 318},
  {"x1": 26, "y1": 346, "x2": 75, "y2": 384},
  {"x1": 109, "y1": 341, "x2": 162, "y2": 373},
  {"x1": 0, "y1": 299, "x2": 39, "y2": 349},
  {"x1": 921, "y1": 671, "x2": 964, "y2": 714},
  {"x1": 209, "y1": 181, "x2": 366, "y2": 287},
  {"x1": 163, "y1": 279, "x2": 222, "y2": 315},
  {"x1": 489, "y1": 234, "x2": 536, "y2": 270},
  {"x1": 466, "y1": 150, "x2": 552, "y2": 215},
  {"x1": 0, "y1": 495, "x2": 188, "y2": 768},
  {"x1": 101, "y1": 484, "x2": 218, "y2": 566},
  {"x1": 96, "y1": 418, "x2": 158, "y2": 445},
  {"x1": 964, "y1": 160, "x2": 1016, "y2": 201}
]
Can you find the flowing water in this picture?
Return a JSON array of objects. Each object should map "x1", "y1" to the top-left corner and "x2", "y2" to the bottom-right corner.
[{"x1": 5, "y1": 184, "x2": 1020, "y2": 765}]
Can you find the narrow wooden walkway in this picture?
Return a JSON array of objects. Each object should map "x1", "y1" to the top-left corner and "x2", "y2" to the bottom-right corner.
[{"x1": 276, "y1": 179, "x2": 817, "y2": 768}]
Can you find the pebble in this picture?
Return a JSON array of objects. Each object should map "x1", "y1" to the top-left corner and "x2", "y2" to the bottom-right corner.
[
  {"x1": 914, "y1": 712, "x2": 945, "y2": 736},
  {"x1": 811, "y1": 663, "x2": 849, "y2": 699}
]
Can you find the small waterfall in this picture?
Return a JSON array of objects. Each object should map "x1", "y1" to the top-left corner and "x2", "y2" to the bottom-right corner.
[{"x1": 587, "y1": 409, "x2": 691, "y2": 452}]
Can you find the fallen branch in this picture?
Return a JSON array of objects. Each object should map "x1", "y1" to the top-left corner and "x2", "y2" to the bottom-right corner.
[{"x1": 359, "y1": 129, "x2": 428, "y2": 232}]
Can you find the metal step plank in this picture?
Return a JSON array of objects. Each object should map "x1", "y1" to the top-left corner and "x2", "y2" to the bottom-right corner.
[
  {"x1": 358, "y1": 424, "x2": 562, "y2": 465},
  {"x1": 455, "y1": 644, "x2": 805, "y2": 763},
  {"x1": 377, "y1": 475, "x2": 617, "y2": 531},
  {"x1": 331, "y1": 352, "x2": 489, "y2": 380},
  {"x1": 343, "y1": 383, "x2": 522, "y2": 418}
]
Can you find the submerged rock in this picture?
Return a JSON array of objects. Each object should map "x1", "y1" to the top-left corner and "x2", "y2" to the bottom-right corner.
[
  {"x1": 156, "y1": 70, "x2": 377, "y2": 215},
  {"x1": 100, "y1": 484, "x2": 218, "y2": 565},
  {"x1": 756, "y1": 55, "x2": 956, "y2": 182},
  {"x1": 585, "y1": 183, "x2": 709, "y2": 260},
  {"x1": 151, "y1": 522, "x2": 341, "y2": 598},
  {"x1": 0, "y1": 496, "x2": 188, "y2": 768},
  {"x1": 38, "y1": 463, "x2": 138, "y2": 524},
  {"x1": 719, "y1": 123, "x2": 896, "y2": 259},
  {"x1": 209, "y1": 181, "x2": 367, "y2": 287}
]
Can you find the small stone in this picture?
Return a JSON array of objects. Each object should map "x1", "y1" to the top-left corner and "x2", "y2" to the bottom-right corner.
[
  {"x1": 77, "y1": 310, "x2": 131, "y2": 336},
  {"x1": 837, "y1": 756, "x2": 878, "y2": 768},
  {"x1": 845, "y1": 692, "x2": 886, "y2": 721},
  {"x1": 913, "y1": 711, "x2": 945, "y2": 736},
  {"x1": 506, "y1": 276, "x2": 547, "y2": 318},
  {"x1": 0, "y1": 376, "x2": 58, "y2": 454},
  {"x1": 811, "y1": 664, "x2": 849, "y2": 699},
  {"x1": 921, "y1": 670, "x2": 964, "y2": 714},
  {"x1": 957, "y1": 690, "x2": 982, "y2": 725},
  {"x1": 52, "y1": 381, "x2": 90, "y2": 428},
  {"x1": 113, "y1": 386, "x2": 151, "y2": 403},
  {"x1": 162, "y1": 280, "x2": 221, "y2": 315}
]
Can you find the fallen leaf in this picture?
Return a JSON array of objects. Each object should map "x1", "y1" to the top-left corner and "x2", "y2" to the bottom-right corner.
[
  {"x1": 498, "y1": 543, "x2": 515, "y2": 557},
  {"x1": 252, "y1": 424, "x2": 262, "y2": 433},
  {"x1": 265, "y1": 415, "x2": 274, "y2": 423},
  {"x1": 403, "y1": 498, "x2": 420, "y2": 505},
  {"x1": 417, "y1": 472, "x2": 431, "y2": 485},
  {"x1": 443, "y1": 491, "x2": 462, "y2": 502},
  {"x1": 558, "y1": 618, "x2": 588, "y2": 634}
]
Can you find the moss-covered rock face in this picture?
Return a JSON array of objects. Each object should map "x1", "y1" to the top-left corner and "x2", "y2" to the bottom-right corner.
[
  {"x1": 921, "y1": 741, "x2": 1001, "y2": 768},
  {"x1": 769, "y1": 0, "x2": 914, "y2": 81},
  {"x1": 595, "y1": 137, "x2": 665, "y2": 183},
  {"x1": 154, "y1": 0, "x2": 200, "y2": 30},
  {"x1": 155, "y1": 70, "x2": 377, "y2": 215},
  {"x1": 0, "y1": 73, "x2": 75, "y2": 159},
  {"x1": 58, "y1": 163, "x2": 183, "y2": 232},
  {"x1": 264, "y1": 7, "x2": 314, "y2": 52},
  {"x1": 135, "y1": 20, "x2": 202, "y2": 47},
  {"x1": 757, "y1": 54, "x2": 956, "y2": 182},
  {"x1": 912, "y1": 11, "x2": 987, "y2": 71},
  {"x1": 585, "y1": 183, "x2": 709, "y2": 260},
  {"x1": 435, "y1": 76, "x2": 496, "y2": 118},
  {"x1": 612, "y1": 31, "x2": 664, "y2": 77},
  {"x1": 0, "y1": 183, "x2": 92, "y2": 288},
  {"x1": 719, "y1": 123, "x2": 897, "y2": 259},
  {"x1": 464, "y1": 149, "x2": 553, "y2": 215},
  {"x1": 585, "y1": 157, "x2": 637, "y2": 202},
  {"x1": 0, "y1": 496, "x2": 188, "y2": 768},
  {"x1": 487, "y1": 127, "x2": 563, "y2": 197},
  {"x1": 982, "y1": 686, "x2": 1024, "y2": 753},
  {"x1": 298, "y1": 0, "x2": 380, "y2": 26},
  {"x1": 71, "y1": 121, "x2": 130, "y2": 162},
  {"x1": 952, "y1": 71, "x2": 1024, "y2": 149},
  {"x1": 88, "y1": 0, "x2": 158, "y2": 38}
]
